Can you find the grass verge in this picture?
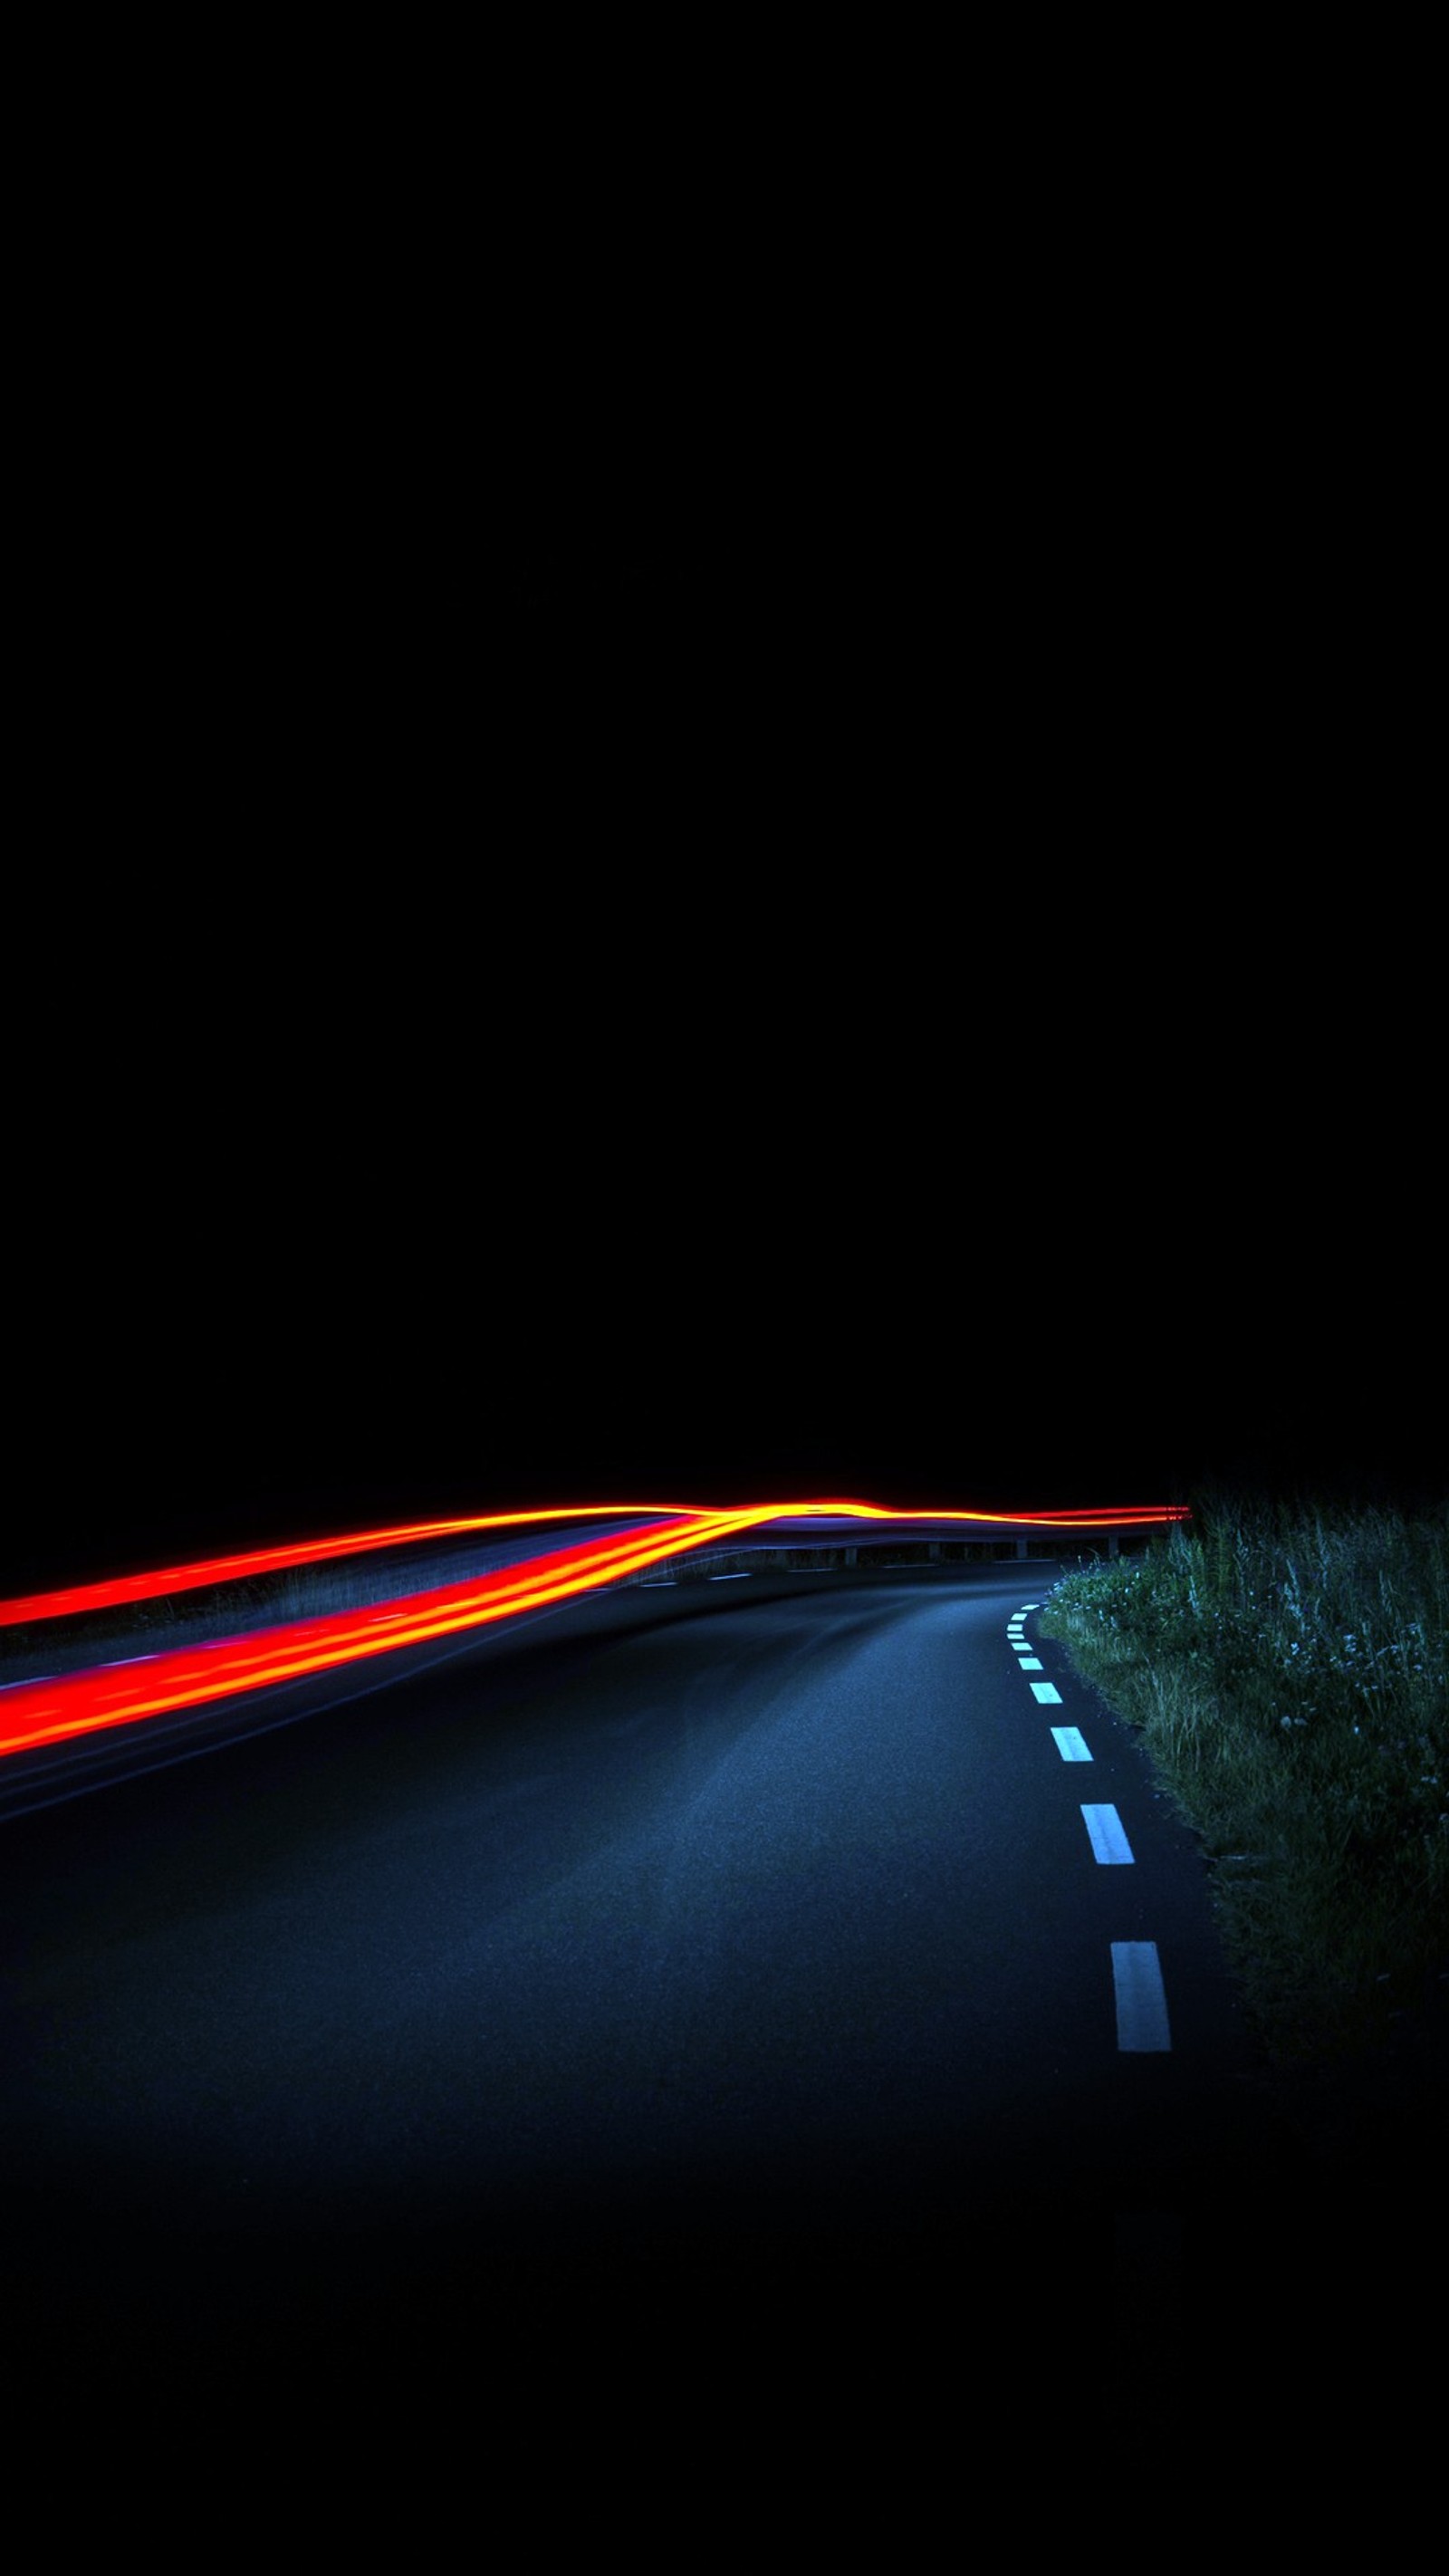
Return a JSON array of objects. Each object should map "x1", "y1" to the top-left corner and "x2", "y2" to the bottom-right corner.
[{"x1": 1039, "y1": 1483, "x2": 1449, "y2": 2163}]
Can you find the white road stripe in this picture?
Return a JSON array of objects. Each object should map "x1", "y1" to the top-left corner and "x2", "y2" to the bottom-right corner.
[
  {"x1": 1082, "y1": 1802, "x2": 1135, "y2": 1862},
  {"x1": 1016, "y1": 1656, "x2": 1043, "y2": 1670},
  {"x1": 1030, "y1": 1680, "x2": 1062, "y2": 1705},
  {"x1": 1051, "y1": 1726, "x2": 1091, "y2": 1761},
  {"x1": 1112, "y1": 1942, "x2": 1172, "y2": 2050}
]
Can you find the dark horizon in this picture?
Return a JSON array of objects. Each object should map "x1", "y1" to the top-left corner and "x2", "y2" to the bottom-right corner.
[
  {"x1": 6, "y1": 1078, "x2": 1444, "y2": 1595},
  {"x1": 6, "y1": 1352, "x2": 1442, "y2": 1600},
  {"x1": 8, "y1": 503, "x2": 1441, "y2": 1604}
]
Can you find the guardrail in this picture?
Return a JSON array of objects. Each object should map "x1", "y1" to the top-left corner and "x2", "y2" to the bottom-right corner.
[{"x1": 625, "y1": 1531, "x2": 1147, "y2": 1581}]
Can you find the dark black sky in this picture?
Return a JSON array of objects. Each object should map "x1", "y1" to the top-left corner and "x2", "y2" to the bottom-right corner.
[{"x1": 8, "y1": 275, "x2": 1440, "y2": 1596}]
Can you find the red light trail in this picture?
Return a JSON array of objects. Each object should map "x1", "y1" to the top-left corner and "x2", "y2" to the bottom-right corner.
[{"x1": 0, "y1": 1499, "x2": 1190, "y2": 1764}]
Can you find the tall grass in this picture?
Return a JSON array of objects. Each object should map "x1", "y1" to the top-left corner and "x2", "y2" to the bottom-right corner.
[{"x1": 1039, "y1": 1485, "x2": 1449, "y2": 2086}]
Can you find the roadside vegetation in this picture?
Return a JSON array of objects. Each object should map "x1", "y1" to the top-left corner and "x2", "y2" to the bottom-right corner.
[{"x1": 1039, "y1": 1485, "x2": 1449, "y2": 2148}]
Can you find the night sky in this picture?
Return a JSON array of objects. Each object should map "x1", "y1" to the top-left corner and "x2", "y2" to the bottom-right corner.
[{"x1": 8, "y1": 359, "x2": 1440, "y2": 1597}]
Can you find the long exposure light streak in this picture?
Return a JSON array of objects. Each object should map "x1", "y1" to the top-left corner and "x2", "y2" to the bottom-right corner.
[
  {"x1": 0, "y1": 1505, "x2": 706, "y2": 1629},
  {"x1": 0, "y1": 1498, "x2": 1190, "y2": 1764}
]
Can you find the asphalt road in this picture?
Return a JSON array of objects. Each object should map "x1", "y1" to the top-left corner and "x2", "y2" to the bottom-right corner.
[{"x1": 0, "y1": 1566, "x2": 1332, "y2": 2444}]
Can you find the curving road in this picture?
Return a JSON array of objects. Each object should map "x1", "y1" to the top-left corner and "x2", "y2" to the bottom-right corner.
[{"x1": 0, "y1": 1565, "x2": 1327, "y2": 2438}]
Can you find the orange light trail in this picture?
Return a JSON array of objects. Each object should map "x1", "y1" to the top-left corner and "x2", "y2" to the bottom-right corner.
[
  {"x1": 0, "y1": 1498, "x2": 1191, "y2": 1764},
  {"x1": 0, "y1": 1504, "x2": 705, "y2": 1629}
]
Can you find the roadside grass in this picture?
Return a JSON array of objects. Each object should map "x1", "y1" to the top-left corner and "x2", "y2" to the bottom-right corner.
[{"x1": 1039, "y1": 1485, "x2": 1449, "y2": 2136}]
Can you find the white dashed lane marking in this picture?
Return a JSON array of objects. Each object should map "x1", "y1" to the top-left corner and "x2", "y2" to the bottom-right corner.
[
  {"x1": 1051, "y1": 1726, "x2": 1092, "y2": 1762},
  {"x1": 1111, "y1": 1942, "x2": 1172, "y2": 2050},
  {"x1": 1007, "y1": 1610, "x2": 1174, "y2": 2051},
  {"x1": 1081, "y1": 1803, "x2": 1135, "y2": 1863}
]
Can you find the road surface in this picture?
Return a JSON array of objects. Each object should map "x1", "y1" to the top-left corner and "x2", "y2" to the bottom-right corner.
[{"x1": 0, "y1": 1564, "x2": 1326, "y2": 2441}]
